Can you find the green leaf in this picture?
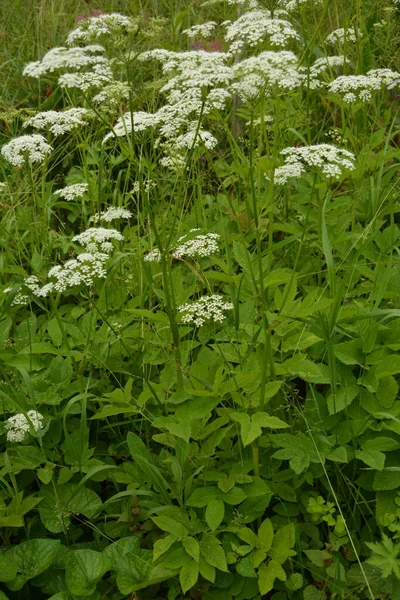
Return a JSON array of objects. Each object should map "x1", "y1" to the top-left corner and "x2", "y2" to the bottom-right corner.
[
  {"x1": 269, "y1": 523, "x2": 296, "y2": 564},
  {"x1": 66, "y1": 549, "x2": 109, "y2": 596},
  {"x1": 153, "y1": 535, "x2": 176, "y2": 562},
  {"x1": 183, "y1": 537, "x2": 200, "y2": 562},
  {"x1": 237, "y1": 527, "x2": 260, "y2": 548},
  {"x1": 187, "y1": 487, "x2": 220, "y2": 508},
  {"x1": 303, "y1": 585, "x2": 326, "y2": 600},
  {"x1": 200, "y1": 535, "x2": 228, "y2": 572},
  {"x1": 327, "y1": 384, "x2": 359, "y2": 415},
  {"x1": 334, "y1": 340, "x2": 364, "y2": 365},
  {"x1": 0, "y1": 551, "x2": 18, "y2": 582},
  {"x1": 127, "y1": 432, "x2": 171, "y2": 505},
  {"x1": 152, "y1": 516, "x2": 188, "y2": 539},
  {"x1": 356, "y1": 449, "x2": 385, "y2": 471},
  {"x1": 152, "y1": 416, "x2": 191, "y2": 442},
  {"x1": 366, "y1": 534, "x2": 400, "y2": 578},
  {"x1": 258, "y1": 518, "x2": 274, "y2": 552},
  {"x1": 179, "y1": 557, "x2": 199, "y2": 593},
  {"x1": 102, "y1": 537, "x2": 152, "y2": 593},
  {"x1": 199, "y1": 554, "x2": 215, "y2": 583},
  {"x1": 373, "y1": 470, "x2": 400, "y2": 491},
  {"x1": 6, "y1": 539, "x2": 60, "y2": 590},
  {"x1": 376, "y1": 355, "x2": 400, "y2": 379},
  {"x1": 205, "y1": 499, "x2": 225, "y2": 531},
  {"x1": 258, "y1": 560, "x2": 286, "y2": 595},
  {"x1": 38, "y1": 484, "x2": 102, "y2": 533},
  {"x1": 253, "y1": 412, "x2": 289, "y2": 429}
]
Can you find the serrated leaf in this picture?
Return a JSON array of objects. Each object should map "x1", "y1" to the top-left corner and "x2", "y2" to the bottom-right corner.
[
  {"x1": 200, "y1": 535, "x2": 228, "y2": 572},
  {"x1": 152, "y1": 516, "x2": 188, "y2": 539},
  {"x1": 179, "y1": 557, "x2": 199, "y2": 593},
  {"x1": 183, "y1": 537, "x2": 200, "y2": 562},
  {"x1": 6, "y1": 539, "x2": 60, "y2": 589},
  {"x1": 66, "y1": 549, "x2": 109, "y2": 596},
  {"x1": 205, "y1": 499, "x2": 224, "y2": 531},
  {"x1": 0, "y1": 551, "x2": 18, "y2": 582},
  {"x1": 327, "y1": 384, "x2": 359, "y2": 415},
  {"x1": 356, "y1": 449, "x2": 385, "y2": 471},
  {"x1": 373, "y1": 470, "x2": 400, "y2": 491},
  {"x1": 258, "y1": 560, "x2": 286, "y2": 595},
  {"x1": 258, "y1": 518, "x2": 274, "y2": 552},
  {"x1": 152, "y1": 535, "x2": 176, "y2": 562},
  {"x1": 199, "y1": 554, "x2": 215, "y2": 582},
  {"x1": 253, "y1": 412, "x2": 289, "y2": 429},
  {"x1": 269, "y1": 523, "x2": 296, "y2": 564}
]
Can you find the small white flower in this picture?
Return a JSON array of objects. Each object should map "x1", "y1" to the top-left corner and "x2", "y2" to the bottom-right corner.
[
  {"x1": 72, "y1": 227, "x2": 124, "y2": 248},
  {"x1": 66, "y1": 13, "x2": 137, "y2": 45},
  {"x1": 325, "y1": 27, "x2": 363, "y2": 45},
  {"x1": 173, "y1": 231, "x2": 220, "y2": 259},
  {"x1": 5, "y1": 410, "x2": 44, "y2": 442},
  {"x1": 327, "y1": 69, "x2": 400, "y2": 102},
  {"x1": 54, "y1": 183, "x2": 88, "y2": 201},
  {"x1": 143, "y1": 249, "x2": 162, "y2": 262},
  {"x1": 58, "y1": 62, "x2": 113, "y2": 92},
  {"x1": 23, "y1": 45, "x2": 107, "y2": 78},
  {"x1": 90, "y1": 207, "x2": 132, "y2": 223},
  {"x1": 1, "y1": 134, "x2": 52, "y2": 166},
  {"x1": 224, "y1": 10, "x2": 300, "y2": 55},
  {"x1": 273, "y1": 144, "x2": 356, "y2": 184},
  {"x1": 23, "y1": 108, "x2": 91, "y2": 136},
  {"x1": 183, "y1": 22, "x2": 217, "y2": 38},
  {"x1": 179, "y1": 294, "x2": 234, "y2": 327}
]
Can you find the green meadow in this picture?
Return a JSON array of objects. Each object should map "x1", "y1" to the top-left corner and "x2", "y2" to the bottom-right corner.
[{"x1": 0, "y1": 0, "x2": 400, "y2": 598}]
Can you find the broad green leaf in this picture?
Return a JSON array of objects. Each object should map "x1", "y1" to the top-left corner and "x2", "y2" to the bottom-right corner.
[
  {"x1": 237, "y1": 527, "x2": 260, "y2": 548},
  {"x1": 153, "y1": 535, "x2": 176, "y2": 562},
  {"x1": 180, "y1": 557, "x2": 199, "y2": 593},
  {"x1": 258, "y1": 518, "x2": 274, "y2": 552},
  {"x1": 66, "y1": 549, "x2": 109, "y2": 596},
  {"x1": 152, "y1": 516, "x2": 188, "y2": 539},
  {"x1": 303, "y1": 585, "x2": 326, "y2": 600},
  {"x1": 102, "y1": 535, "x2": 152, "y2": 593},
  {"x1": 200, "y1": 535, "x2": 228, "y2": 572},
  {"x1": 373, "y1": 470, "x2": 400, "y2": 491},
  {"x1": 38, "y1": 484, "x2": 102, "y2": 533},
  {"x1": 205, "y1": 499, "x2": 224, "y2": 531},
  {"x1": 0, "y1": 551, "x2": 18, "y2": 582},
  {"x1": 269, "y1": 523, "x2": 296, "y2": 564},
  {"x1": 376, "y1": 355, "x2": 400, "y2": 379},
  {"x1": 327, "y1": 384, "x2": 359, "y2": 415},
  {"x1": 258, "y1": 560, "x2": 286, "y2": 595},
  {"x1": 183, "y1": 537, "x2": 200, "y2": 562},
  {"x1": 6, "y1": 539, "x2": 60, "y2": 590},
  {"x1": 376, "y1": 376, "x2": 398, "y2": 408},
  {"x1": 366, "y1": 535, "x2": 400, "y2": 578},
  {"x1": 127, "y1": 432, "x2": 171, "y2": 505},
  {"x1": 152, "y1": 416, "x2": 191, "y2": 442},
  {"x1": 334, "y1": 340, "x2": 364, "y2": 365},
  {"x1": 253, "y1": 412, "x2": 289, "y2": 429},
  {"x1": 356, "y1": 449, "x2": 385, "y2": 471},
  {"x1": 199, "y1": 554, "x2": 215, "y2": 582}
]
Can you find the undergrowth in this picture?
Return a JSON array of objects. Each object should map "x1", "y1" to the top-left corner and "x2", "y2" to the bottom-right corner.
[{"x1": 0, "y1": 0, "x2": 400, "y2": 599}]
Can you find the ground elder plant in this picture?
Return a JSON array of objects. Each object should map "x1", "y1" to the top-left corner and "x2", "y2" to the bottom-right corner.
[{"x1": 1, "y1": 1, "x2": 400, "y2": 599}]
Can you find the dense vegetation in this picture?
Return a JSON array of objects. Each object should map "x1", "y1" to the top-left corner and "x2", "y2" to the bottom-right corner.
[{"x1": 1, "y1": 0, "x2": 400, "y2": 598}]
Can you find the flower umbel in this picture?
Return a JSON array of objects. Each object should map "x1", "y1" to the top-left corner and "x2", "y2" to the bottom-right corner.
[
  {"x1": 1, "y1": 134, "x2": 53, "y2": 166},
  {"x1": 5, "y1": 410, "x2": 44, "y2": 442},
  {"x1": 179, "y1": 294, "x2": 233, "y2": 327}
]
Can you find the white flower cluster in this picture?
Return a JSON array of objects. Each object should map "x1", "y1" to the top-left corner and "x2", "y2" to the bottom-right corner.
[
  {"x1": 5, "y1": 410, "x2": 44, "y2": 442},
  {"x1": 58, "y1": 62, "x2": 113, "y2": 92},
  {"x1": 143, "y1": 249, "x2": 162, "y2": 263},
  {"x1": 0, "y1": 182, "x2": 7, "y2": 191},
  {"x1": 23, "y1": 108, "x2": 91, "y2": 136},
  {"x1": 93, "y1": 81, "x2": 130, "y2": 107},
  {"x1": 90, "y1": 207, "x2": 132, "y2": 223},
  {"x1": 6, "y1": 227, "x2": 123, "y2": 305},
  {"x1": 231, "y1": 51, "x2": 301, "y2": 100},
  {"x1": 23, "y1": 45, "x2": 107, "y2": 78},
  {"x1": 179, "y1": 294, "x2": 234, "y2": 327},
  {"x1": 66, "y1": 13, "x2": 136, "y2": 45},
  {"x1": 173, "y1": 231, "x2": 220, "y2": 259},
  {"x1": 183, "y1": 22, "x2": 217, "y2": 38},
  {"x1": 328, "y1": 69, "x2": 400, "y2": 102},
  {"x1": 224, "y1": 10, "x2": 300, "y2": 55},
  {"x1": 307, "y1": 55, "x2": 345, "y2": 89},
  {"x1": 173, "y1": 122, "x2": 218, "y2": 150},
  {"x1": 325, "y1": 27, "x2": 363, "y2": 45},
  {"x1": 278, "y1": 0, "x2": 323, "y2": 11},
  {"x1": 1, "y1": 134, "x2": 53, "y2": 166},
  {"x1": 133, "y1": 180, "x2": 156, "y2": 194},
  {"x1": 274, "y1": 144, "x2": 356, "y2": 183},
  {"x1": 54, "y1": 183, "x2": 88, "y2": 201}
]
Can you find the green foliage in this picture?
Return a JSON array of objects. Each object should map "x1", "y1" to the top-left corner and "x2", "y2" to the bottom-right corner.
[{"x1": 0, "y1": 0, "x2": 400, "y2": 598}]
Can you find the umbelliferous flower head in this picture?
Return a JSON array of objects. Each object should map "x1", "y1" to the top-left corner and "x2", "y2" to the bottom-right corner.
[
  {"x1": 23, "y1": 45, "x2": 107, "y2": 78},
  {"x1": 5, "y1": 410, "x2": 44, "y2": 442},
  {"x1": 90, "y1": 207, "x2": 133, "y2": 223},
  {"x1": 224, "y1": 10, "x2": 300, "y2": 55},
  {"x1": 173, "y1": 231, "x2": 220, "y2": 259},
  {"x1": 273, "y1": 144, "x2": 356, "y2": 183},
  {"x1": 23, "y1": 108, "x2": 91, "y2": 136},
  {"x1": 54, "y1": 183, "x2": 88, "y2": 201},
  {"x1": 66, "y1": 13, "x2": 137, "y2": 45},
  {"x1": 1, "y1": 134, "x2": 53, "y2": 166},
  {"x1": 179, "y1": 294, "x2": 234, "y2": 326},
  {"x1": 325, "y1": 27, "x2": 363, "y2": 45},
  {"x1": 327, "y1": 69, "x2": 400, "y2": 102}
]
